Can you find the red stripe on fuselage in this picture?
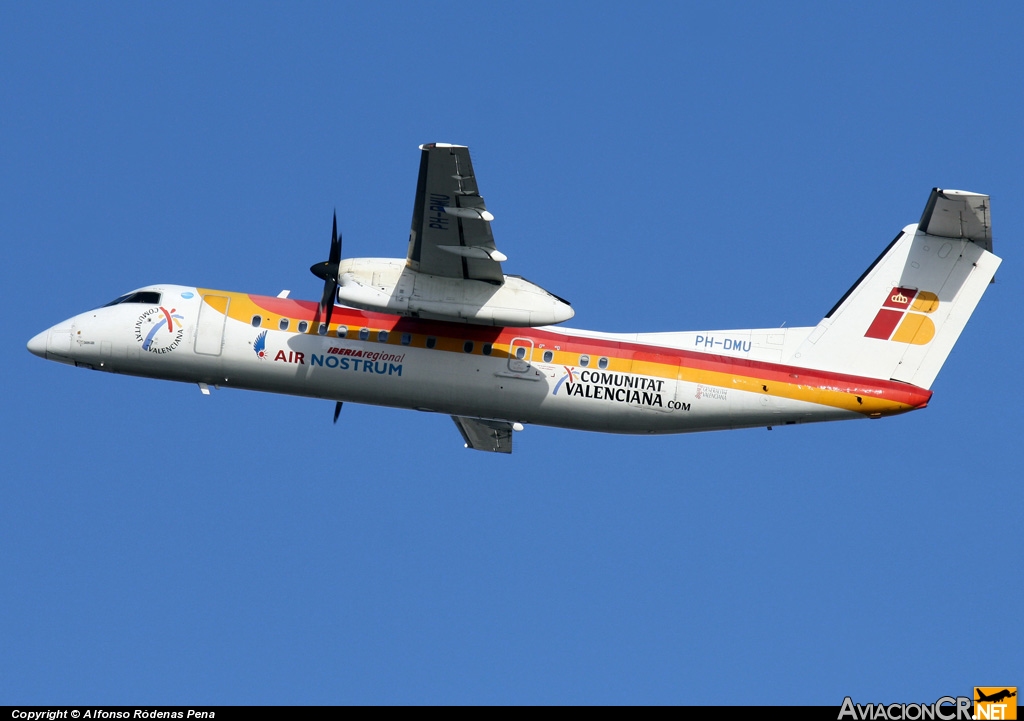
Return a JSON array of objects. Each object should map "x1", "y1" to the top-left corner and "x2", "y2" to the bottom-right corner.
[{"x1": 243, "y1": 293, "x2": 932, "y2": 409}]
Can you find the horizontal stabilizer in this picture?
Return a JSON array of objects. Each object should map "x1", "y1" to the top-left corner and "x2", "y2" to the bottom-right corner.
[{"x1": 918, "y1": 188, "x2": 992, "y2": 252}]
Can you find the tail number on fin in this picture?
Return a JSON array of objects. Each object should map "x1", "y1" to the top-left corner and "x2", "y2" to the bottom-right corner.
[{"x1": 864, "y1": 287, "x2": 939, "y2": 345}]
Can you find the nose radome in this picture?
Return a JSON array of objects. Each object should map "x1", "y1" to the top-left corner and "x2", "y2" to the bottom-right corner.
[{"x1": 27, "y1": 330, "x2": 48, "y2": 358}]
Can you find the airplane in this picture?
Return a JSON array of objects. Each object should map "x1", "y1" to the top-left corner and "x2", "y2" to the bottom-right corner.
[
  {"x1": 27, "y1": 143, "x2": 1001, "y2": 453},
  {"x1": 976, "y1": 689, "x2": 1017, "y2": 704}
]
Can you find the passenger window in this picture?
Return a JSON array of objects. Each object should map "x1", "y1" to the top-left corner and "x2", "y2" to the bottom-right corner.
[
  {"x1": 542, "y1": 350, "x2": 553, "y2": 363},
  {"x1": 378, "y1": 330, "x2": 389, "y2": 343},
  {"x1": 426, "y1": 336, "x2": 437, "y2": 349},
  {"x1": 516, "y1": 347, "x2": 527, "y2": 360},
  {"x1": 318, "y1": 323, "x2": 327, "y2": 336},
  {"x1": 298, "y1": 321, "x2": 308, "y2": 333},
  {"x1": 482, "y1": 343, "x2": 492, "y2": 356},
  {"x1": 579, "y1": 354, "x2": 589, "y2": 367},
  {"x1": 598, "y1": 357, "x2": 609, "y2": 369},
  {"x1": 336, "y1": 325, "x2": 348, "y2": 338},
  {"x1": 252, "y1": 316, "x2": 262, "y2": 328},
  {"x1": 401, "y1": 333, "x2": 412, "y2": 346},
  {"x1": 279, "y1": 318, "x2": 289, "y2": 331},
  {"x1": 463, "y1": 341, "x2": 474, "y2": 353},
  {"x1": 359, "y1": 328, "x2": 369, "y2": 340}
]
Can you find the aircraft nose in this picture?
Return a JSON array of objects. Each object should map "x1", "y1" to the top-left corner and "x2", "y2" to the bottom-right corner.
[
  {"x1": 27, "y1": 321, "x2": 75, "y2": 364},
  {"x1": 27, "y1": 329, "x2": 48, "y2": 358}
]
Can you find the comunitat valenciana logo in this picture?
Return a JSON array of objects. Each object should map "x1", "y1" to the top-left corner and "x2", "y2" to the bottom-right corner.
[
  {"x1": 837, "y1": 687, "x2": 1016, "y2": 721},
  {"x1": 134, "y1": 306, "x2": 185, "y2": 354}
]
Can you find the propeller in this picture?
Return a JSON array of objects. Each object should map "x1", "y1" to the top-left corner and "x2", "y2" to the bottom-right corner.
[
  {"x1": 310, "y1": 211, "x2": 342, "y2": 330},
  {"x1": 311, "y1": 212, "x2": 345, "y2": 425}
]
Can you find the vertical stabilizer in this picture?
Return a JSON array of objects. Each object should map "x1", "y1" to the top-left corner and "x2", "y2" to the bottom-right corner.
[{"x1": 790, "y1": 189, "x2": 1001, "y2": 389}]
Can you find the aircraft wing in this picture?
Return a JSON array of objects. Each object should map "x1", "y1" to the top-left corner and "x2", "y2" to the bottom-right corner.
[
  {"x1": 918, "y1": 188, "x2": 992, "y2": 252},
  {"x1": 451, "y1": 416, "x2": 514, "y2": 454},
  {"x1": 406, "y1": 144, "x2": 506, "y2": 283}
]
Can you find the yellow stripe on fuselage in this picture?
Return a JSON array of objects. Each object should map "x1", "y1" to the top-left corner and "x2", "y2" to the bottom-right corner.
[{"x1": 197, "y1": 289, "x2": 919, "y2": 417}]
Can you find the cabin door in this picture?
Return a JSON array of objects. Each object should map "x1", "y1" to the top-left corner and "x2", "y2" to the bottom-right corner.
[{"x1": 507, "y1": 337, "x2": 534, "y2": 373}]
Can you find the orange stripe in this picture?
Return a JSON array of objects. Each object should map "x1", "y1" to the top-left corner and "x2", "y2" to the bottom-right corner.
[{"x1": 198, "y1": 288, "x2": 932, "y2": 416}]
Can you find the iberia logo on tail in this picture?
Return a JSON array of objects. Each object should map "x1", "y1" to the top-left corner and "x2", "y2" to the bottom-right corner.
[{"x1": 864, "y1": 287, "x2": 938, "y2": 345}]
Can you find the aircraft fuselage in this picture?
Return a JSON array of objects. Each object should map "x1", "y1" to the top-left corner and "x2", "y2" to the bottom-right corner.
[{"x1": 28, "y1": 284, "x2": 931, "y2": 437}]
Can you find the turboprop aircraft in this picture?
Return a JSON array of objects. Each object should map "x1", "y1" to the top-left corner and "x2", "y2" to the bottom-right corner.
[{"x1": 27, "y1": 143, "x2": 1000, "y2": 453}]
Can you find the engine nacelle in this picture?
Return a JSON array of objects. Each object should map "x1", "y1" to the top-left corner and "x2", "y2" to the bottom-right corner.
[{"x1": 334, "y1": 258, "x2": 573, "y2": 327}]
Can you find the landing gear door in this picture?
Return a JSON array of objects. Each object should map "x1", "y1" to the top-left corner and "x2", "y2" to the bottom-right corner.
[{"x1": 508, "y1": 337, "x2": 533, "y2": 373}]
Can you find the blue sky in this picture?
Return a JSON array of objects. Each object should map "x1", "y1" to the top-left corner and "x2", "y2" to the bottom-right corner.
[{"x1": 2, "y1": 2, "x2": 1020, "y2": 704}]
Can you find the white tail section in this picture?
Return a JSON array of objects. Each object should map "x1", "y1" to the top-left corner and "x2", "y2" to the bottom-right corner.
[{"x1": 790, "y1": 190, "x2": 1001, "y2": 389}]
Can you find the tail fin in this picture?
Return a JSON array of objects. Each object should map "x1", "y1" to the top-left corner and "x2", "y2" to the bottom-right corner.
[{"x1": 791, "y1": 189, "x2": 1001, "y2": 389}]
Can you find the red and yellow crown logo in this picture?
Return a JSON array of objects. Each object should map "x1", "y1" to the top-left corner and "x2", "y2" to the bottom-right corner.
[{"x1": 864, "y1": 287, "x2": 938, "y2": 345}]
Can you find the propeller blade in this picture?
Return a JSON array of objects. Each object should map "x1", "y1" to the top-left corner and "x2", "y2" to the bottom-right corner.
[
  {"x1": 329, "y1": 211, "x2": 341, "y2": 265},
  {"x1": 311, "y1": 211, "x2": 343, "y2": 331},
  {"x1": 321, "y1": 276, "x2": 337, "y2": 329},
  {"x1": 333, "y1": 401, "x2": 343, "y2": 424}
]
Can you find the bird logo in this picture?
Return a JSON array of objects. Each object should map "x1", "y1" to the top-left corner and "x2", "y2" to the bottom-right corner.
[{"x1": 253, "y1": 330, "x2": 268, "y2": 359}]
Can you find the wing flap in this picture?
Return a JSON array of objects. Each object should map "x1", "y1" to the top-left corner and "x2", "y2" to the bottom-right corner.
[{"x1": 452, "y1": 416, "x2": 514, "y2": 454}]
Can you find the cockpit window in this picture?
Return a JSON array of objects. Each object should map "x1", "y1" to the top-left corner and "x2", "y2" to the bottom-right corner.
[{"x1": 103, "y1": 291, "x2": 162, "y2": 307}]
